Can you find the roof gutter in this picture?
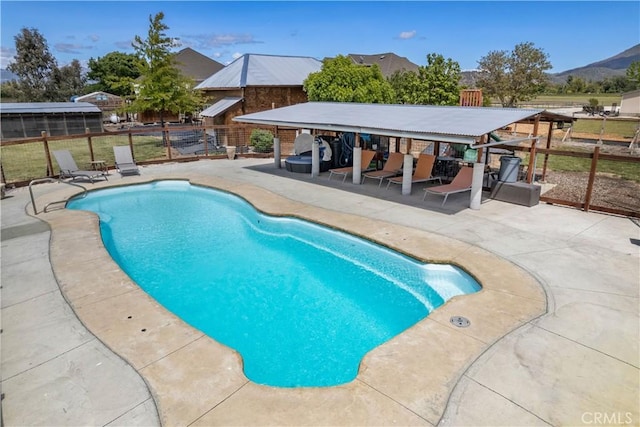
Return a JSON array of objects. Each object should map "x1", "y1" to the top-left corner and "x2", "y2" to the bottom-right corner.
[{"x1": 233, "y1": 117, "x2": 476, "y2": 145}]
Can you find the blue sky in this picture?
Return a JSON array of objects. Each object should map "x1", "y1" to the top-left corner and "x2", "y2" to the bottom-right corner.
[{"x1": 1, "y1": 1, "x2": 638, "y2": 73}]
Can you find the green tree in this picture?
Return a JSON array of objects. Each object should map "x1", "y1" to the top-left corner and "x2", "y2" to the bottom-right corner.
[
  {"x1": 303, "y1": 55, "x2": 395, "y2": 103},
  {"x1": 7, "y1": 27, "x2": 58, "y2": 102},
  {"x1": 0, "y1": 81, "x2": 21, "y2": 101},
  {"x1": 565, "y1": 75, "x2": 582, "y2": 93},
  {"x1": 87, "y1": 52, "x2": 141, "y2": 97},
  {"x1": 52, "y1": 59, "x2": 86, "y2": 101},
  {"x1": 476, "y1": 42, "x2": 551, "y2": 107},
  {"x1": 129, "y1": 12, "x2": 203, "y2": 126},
  {"x1": 626, "y1": 61, "x2": 640, "y2": 89},
  {"x1": 389, "y1": 53, "x2": 460, "y2": 105},
  {"x1": 388, "y1": 69, "x2": 419, "y2": 104},
  {"x1": 600, "y1": 75, "x2": 634, "y2": 93}
]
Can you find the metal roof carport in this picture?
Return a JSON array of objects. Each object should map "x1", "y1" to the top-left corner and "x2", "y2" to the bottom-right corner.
[{"x1": 234, "y1": 102, "x2": 572, "y2": 209}]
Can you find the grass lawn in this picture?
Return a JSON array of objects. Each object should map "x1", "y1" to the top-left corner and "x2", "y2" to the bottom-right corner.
[
  {"x1": 1, "y1": 134, "x2": 166, "y2": 182},
  {"x1": 533, "y1": 94, "x2": 622, "y2": 105},
  {"x1": 571, "y1": 118, "x2": 640, "y2": 138},
  {"x1": 528, "y1": 147, "x2": 640, "y2": 182}
]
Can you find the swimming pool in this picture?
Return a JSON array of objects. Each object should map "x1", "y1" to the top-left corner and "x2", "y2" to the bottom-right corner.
[{"x1": 68, "y1": 180, "x2": 481, "y2": 387}]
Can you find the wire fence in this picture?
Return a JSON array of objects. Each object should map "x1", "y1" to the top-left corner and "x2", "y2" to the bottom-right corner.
[
  {"x1": 2, "y1": 125, "x2": 638, "y2": 217},
  {"x1": 0, "y1": 124, "x2": 296, "y2": 185}
]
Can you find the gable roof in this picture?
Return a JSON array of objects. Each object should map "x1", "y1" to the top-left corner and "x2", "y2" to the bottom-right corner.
[
  {"x1": 195, "y1": 54, "x2": 322, "y2": 90},
  {"x1": 174, "y1": 48, "x2": 225, "y2": 84},
  {"x1": 347, "y1": 53, "x2": 420, "y2": 77},
  {"x1": 234, "y1": 102, "x2": 571, "y2": 144},
  {"x1": 75, "y1": 91, "x2": 121, "y2": 101}
]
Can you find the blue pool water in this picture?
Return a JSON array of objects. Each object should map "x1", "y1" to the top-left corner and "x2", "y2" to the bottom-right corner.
[{"x1": 67, "y1": 180, "x2": 480, "y2": 387}]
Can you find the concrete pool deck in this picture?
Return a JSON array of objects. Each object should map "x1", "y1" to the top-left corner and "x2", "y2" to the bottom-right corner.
[{"x1": 1, "y1": 158, "x2": 638, "y2": 426}]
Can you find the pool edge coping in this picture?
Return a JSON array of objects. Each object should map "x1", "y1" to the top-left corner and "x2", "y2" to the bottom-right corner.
[{"x1": 36, "y1": 175, "x2": 547, "y2": 426}]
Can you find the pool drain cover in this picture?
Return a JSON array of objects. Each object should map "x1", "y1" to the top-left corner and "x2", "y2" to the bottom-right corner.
[{"x1": 450, "y1": 316, "x2": 470, "y2": 328}]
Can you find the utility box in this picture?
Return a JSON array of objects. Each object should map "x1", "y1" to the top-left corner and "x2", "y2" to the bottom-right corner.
[
  {"x1": 490, "y1": 181, "x2": 541, "y2": 207},
  {"x1": 498, "y1": 155, "x2": 521, "y2": 182}
]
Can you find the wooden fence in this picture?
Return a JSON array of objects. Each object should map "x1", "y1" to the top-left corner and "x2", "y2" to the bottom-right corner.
[
  {"x1": 504, "y1": 144, "x2": 640, "y2": 218},
  {"x1": 0, "y1": 124, "x2": 297, "y2": 187},
  {"x1": 2, "y1": 125, "x2": 639, "y2": 217}
]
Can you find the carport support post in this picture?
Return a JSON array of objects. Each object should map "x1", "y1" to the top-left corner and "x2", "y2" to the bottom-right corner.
[
  {"x1": 352, "y1": 133, "x2": 362, "y2": 184},
  {"x1": 470, "y1": 162, "x2": 484, "y2": 210},
  {"x1": 401, "y1": 154, "x2": 413, "y2": 195},
  {"x1": 352, "y1": 146, "x2": 362, "y2": 184},
  {"x1": 311, "y1": 138, "x2": 320, "y2": 177},
  {"x1": 273, "y1": 137, "x2": 281, "y2": 168}
]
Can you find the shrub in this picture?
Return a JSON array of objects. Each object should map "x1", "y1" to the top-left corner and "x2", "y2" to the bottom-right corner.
[{"x1": 250, "y1": 129, "x2": 274, "y2": 153}]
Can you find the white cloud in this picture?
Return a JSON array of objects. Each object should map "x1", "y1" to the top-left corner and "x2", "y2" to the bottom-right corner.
[
  {"x1": 398, "y1": 30, "x2": 417, "y2": 40},
  {"x1": 183, "y1": 33, "x2": 262, "y2": 48},
  {"x1": 0, "y1": 46, "x2": 15, "y2": 68},
  {"x1": 115, "y1": 40, "x2": 134, "y2": 51},
  {"x1": 88, "y1": 34, "x2": 100, "y2": 42},
  {"x1": 231, "y1": 52, "x2": 243, "y2": 60},
  {"x1": 54, "y1": 43, "x2": 93, "y2": 54}
]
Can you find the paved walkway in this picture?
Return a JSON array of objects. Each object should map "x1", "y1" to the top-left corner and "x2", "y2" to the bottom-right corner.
[{"x1": 1, "y1": 158, "x2": 638, "y2": 426}]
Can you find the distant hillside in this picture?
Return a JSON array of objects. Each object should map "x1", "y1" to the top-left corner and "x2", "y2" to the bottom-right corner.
[
  {"x1": 461, "y1": 44, "x2": 640, "y2": 87},
  {"x1": 551, "y1": 44, "x2": 640, "y2": 83}
]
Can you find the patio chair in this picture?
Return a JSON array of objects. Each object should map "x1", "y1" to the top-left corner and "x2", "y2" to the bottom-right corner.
[
  {"x1": 423, "y1": 166, "x2": 474, "y2": 206},
  {"x1": 113, "y1": 145, "x2": 140, "y2": 176},
  {"x1": 386, "y1": 154, "x2": 441, "y2": 191},
  {"x1": 328, "y1": 150, "x2": 376, "y2": 183},
  {"x1": 361, "y1": 152, "x2": 404, "y2": 187},
  {"x1": 52, "y1": 150, "x2": 108, "y2": 183}
]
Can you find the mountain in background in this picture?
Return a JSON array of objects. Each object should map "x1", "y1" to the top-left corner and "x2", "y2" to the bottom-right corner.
[
  {"x1": 461, "y1": 44, "x2": 639, "y2": 87},
  {"x1": 549, "y1": 43, "x2": 639, "y2": 83},
  {"x1": 2, "y1": 44, "x2": 638, "y2": 88}
]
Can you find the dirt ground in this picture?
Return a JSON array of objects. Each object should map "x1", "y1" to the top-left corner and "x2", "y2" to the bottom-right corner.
[{"x1": 512, "y1": 131, "x2": 640, "y2": 214}]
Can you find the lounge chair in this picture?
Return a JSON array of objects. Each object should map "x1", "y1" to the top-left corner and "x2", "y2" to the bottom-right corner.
[
  {"x1": 113, "y1": 145, "x2": 140, "y2": 176},
  {"x1": 328, "y1": 150, "x2": 376, "y2": 183},
  {"x1": 52, "y1": 150, "x2": 108, "y2": 183},
  {"x1": 386, "y1": 154, "x2": 441, "y2": 191},
  {"x1": 423, "y1": 166, "x2": 474, "y2": 206},
  {"x1": 361, "y1": 152, "x2": 404, "y2": 187}
]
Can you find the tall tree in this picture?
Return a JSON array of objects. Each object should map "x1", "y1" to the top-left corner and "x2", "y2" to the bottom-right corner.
[
  {"x1": 86, "y1": 52, "x2": 141, "y2": 97},
  {"x1": 7, "y1": 27, "x2": 58, "y2": 102},
  {"x1": 129, "y1": 12, "x2": 202, "y2": 125},
  {"x1": 626, "y1": 61, "x2": 640, "y2": 90},
  {"x1": 476, "y1": 42, "x2": 551, "y2": 107},
  {"x1": 389, "y1": 53, "x2": 460, "y2": 105},
  {"x1": 52, "y1": 59, "x2": 86, "y2": 101},
  {"x1": 303, "y1": 55, "x2": 395, "y2": 103}
]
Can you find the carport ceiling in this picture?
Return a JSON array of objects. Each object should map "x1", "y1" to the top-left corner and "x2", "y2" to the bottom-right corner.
[{"x1": 234, "y1": 102, "x2": 547, "y2": 144}]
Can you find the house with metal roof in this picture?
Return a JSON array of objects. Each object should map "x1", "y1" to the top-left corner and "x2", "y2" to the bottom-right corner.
[
  {"x1": 0, "y1": 102, "x2": 102, "y2": 139},
  {"x1": 196, "y1": 54, "x2": 322, "y2": 126},
  {"x1": 346, "y1": 53, "x2": 419, "y2": 77}
]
